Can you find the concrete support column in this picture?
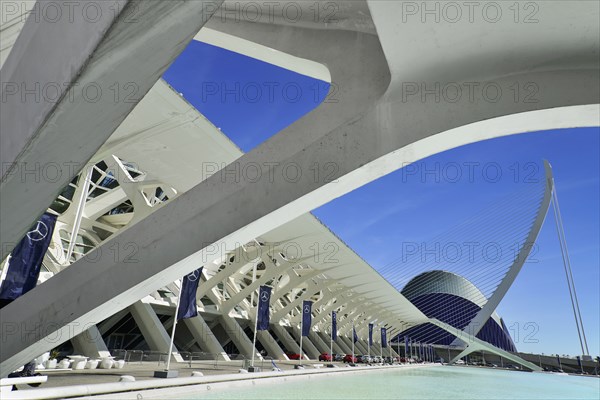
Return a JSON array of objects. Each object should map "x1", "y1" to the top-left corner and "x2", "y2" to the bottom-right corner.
[
  {"x1": 290, "y1": 328, "x2": 319, "y2": 360},
  {"x1": 183, "y1": 316, "x2": 230, "y2": 361},
  {"x1": 255, "y1": 329, "x2": 288, "y2": 361},
  {"x1": 336, "y1": 336, "x2": 352, "y2": 354},
  {"x1": 318, "y1": 332, "x2": 344, "y2": 354},
  {"x1": 373, "y1": 343, "x2": 383, "y2": 356},
  {"x1": 98, "y1": 310, "x2": 128, "y2": 336},
  {"x1": 355, "y1": 340, "x2": 368, "y2": 355},
  {"x1": 308, "y1": 331, "x2": 329, "y2": 354},
  {"x1": 71, "y1": 326, "x2": 111, "y2": 358},
  {"x1": 271, "y1": 324, "x2": 302, "y2": 357},
  {"x1": 129, "y1": 301, "x2": 183, "y2": 362},
  {"x1": 219, "y1": 316, "x2": 260, "y2": 360},
  {"x1": 339, "y1": 336, "x2": 355, "y2": 354}
]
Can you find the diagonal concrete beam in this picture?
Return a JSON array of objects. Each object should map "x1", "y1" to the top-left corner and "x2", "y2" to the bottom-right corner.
[
  {"x1": 129, "y1": 301, "x2": 183, "y2": 362},
  {"x1": 0, "y1": 0, "x2": 223, "y2": 258},
  {"x1": 271, "y1": 324, "x2": 303, "y2": 359},
  {"x1": 318, "y1": 331, "x2": 344, "y2": 355},
  {"x1": 290, "y1": 328, "x2": 320, "y2": 360},
  {"x1": 183, "y1": 316, "x2": 230, "y2": 361},
  {"x1": 70, "y1": 326, "x2": 110, "y2": 359}
]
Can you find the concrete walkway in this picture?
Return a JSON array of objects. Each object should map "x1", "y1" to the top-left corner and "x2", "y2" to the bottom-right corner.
[{"x1": 4, "y1": 362, "x2": 436, "y2": 399}]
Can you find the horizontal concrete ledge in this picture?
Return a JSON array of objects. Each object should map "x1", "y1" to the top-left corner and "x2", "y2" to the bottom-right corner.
[{"x1": 4, "y1": 364, "x2": 437, "y2": 400}]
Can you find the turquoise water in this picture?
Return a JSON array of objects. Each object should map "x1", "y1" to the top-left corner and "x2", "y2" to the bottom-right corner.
[{"x1": 186, "y1": 366, "x2": 600, "y2": 400}]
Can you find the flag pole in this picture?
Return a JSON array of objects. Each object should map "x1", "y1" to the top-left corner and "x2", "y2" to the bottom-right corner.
[
  {"x1": 166, "y1": 278, "x2": 183, "y2": 372},
  {"x1": 250, "y1": 263, "x2": 259, "y2": 369},
  {"x1": 251, "y1": 307, "x2": 259, "y2": 369},
  {"x1": 380, "y1": 328, "x2": 383, "y2": 361},
  {"x1": 330, "y1": 314, "x2": 333, "y2": 364},
  {"x1": 368, "y1": 324, "x2": 371, "y2": 361},
  {"x1": 351, "y1": 322, "x2": 355, "y2": 364},
  {"x1": 330, "y1": 332, "x2": 333, "y2": 363},
  {"x1": 299, "y1": 317, "x2": 304, "y2": 367}
]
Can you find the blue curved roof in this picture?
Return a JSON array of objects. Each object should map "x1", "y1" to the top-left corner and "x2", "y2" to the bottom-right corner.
[{"x1": 400, "y1": 292, "x2": 516, "y2": 351}]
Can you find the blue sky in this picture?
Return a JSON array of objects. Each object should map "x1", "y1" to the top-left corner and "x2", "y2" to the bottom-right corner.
[
  {"x1": 164, "y1": 40, "x2": 599, "y2": 357},
  {"x1": 313, "y1": 128, "x2": 599, "y2": 357}
]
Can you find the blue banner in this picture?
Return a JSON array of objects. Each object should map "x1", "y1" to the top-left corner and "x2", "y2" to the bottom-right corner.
[
  {"x1": 331, "y1": 311, "x2": 337, "y2": 341},
  {"x1": 368, "y1": 323, "x2": 374, "y2": 346},
  {"x1": 301, "y1": 300, "x2": 312, "y2": 336},
  {"x1": 257, "y1": 285, "x2": 272, "y2": 330},
  {"x1": 381, "y1": 327, "x2": 387, "y2": 348},
  {"x1": 0, "y1": 213, "x2": 57, "y2": 301},
  {"x1": 177, "y1": 267, "x2": 203, "y2": 320},
  {"x1": 353, "y1": 325, "x2": 358, "y2": 343},
  {"x1": 404, "y1": 336, "x2": 409, "y2": 357}
]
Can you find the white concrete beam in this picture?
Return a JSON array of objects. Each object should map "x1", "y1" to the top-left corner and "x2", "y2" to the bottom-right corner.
[
  {"x1": 129, "y1": 301, "x2": 183, "y2": 362},
  {"x1": 271, "y1": 324, "x2": 302, "y2": 358},
  {"x1": 182, "y1": 317, "x2": 230, "y2": 361},
  {"x1": 290, "y1": 328, "x2": 320, "y2": 360},
  {"x1": 254, "y1": 329, "x2": 287, "y2": 361},
  {"x1": 70, "y1": 326, "x2": 110, "y2": 359},
  {"x1": 218, "y1": 316, "x2": 260, "y2": 360},
  {"x1": 0, "y1": 0, "x2": 222, "y2": 257}
]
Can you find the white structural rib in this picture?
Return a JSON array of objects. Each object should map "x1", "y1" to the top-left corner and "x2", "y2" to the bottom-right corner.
[
  {"x1": 0, "y1": 1, "x2": 224, "y2": 258},
  {"x1": 194, "y1": 28, "x2": 331, "y2": 83}
]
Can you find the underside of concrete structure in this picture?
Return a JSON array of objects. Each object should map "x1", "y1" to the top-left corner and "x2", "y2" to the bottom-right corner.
[{"x1": 0, "y1": 1, "x2": 598, "y2": 377}]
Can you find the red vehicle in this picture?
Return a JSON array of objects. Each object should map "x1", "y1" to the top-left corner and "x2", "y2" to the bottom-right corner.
[
  {"x1": 319, "y1": 353, "x2": 332, "y2": 362},
  {"x1": 286, "y1": 353, "x2": 301, "y2": 360},
  {"x1": 343, "y1": 354, "x2": 357, "y2": 363}
]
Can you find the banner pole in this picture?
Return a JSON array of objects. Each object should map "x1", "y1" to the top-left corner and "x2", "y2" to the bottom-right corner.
[
  {"x1": 330, "y1": 334, "x2": 333, "y2": 363},
  {"x1": 166, "y1": 278, "x2": 183, "y2": 371},
  {"x1": 380, "y1": 330, "x2": 382, "y2": 360},
  {"x1": 352, "y1": 323, "x2": 355, "y2": 364},
  {"x1": 330, "y1": 311, "x2": 335, "y2": 365},
  {"x1": 251, "y1": 307, "x2": 259, "y2": 368},
  {"x1": 250, "y1": 265, "x2": 258, "y2": 370},
  {"x1": 299, "y1": 318, "x2": 303, "y2": 367}
]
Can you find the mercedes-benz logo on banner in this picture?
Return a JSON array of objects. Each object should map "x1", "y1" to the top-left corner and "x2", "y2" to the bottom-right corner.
[
  {"x1": 304, "y1": 305, "x2": 310, "y2": 313},
  {"x1": 27, "y1": 220, "x2": 49, "y2": 242},
  {"x1": 261, "y1": 292, "x2": 269, "y2": 302},
  {"x1": 187, "y1": 270, "x2": 200, "y2": 282}
]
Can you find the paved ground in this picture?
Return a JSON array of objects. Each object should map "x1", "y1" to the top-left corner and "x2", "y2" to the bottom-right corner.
[{"x1": 15, "y1": 359, "x2": 350, "y2": 390}]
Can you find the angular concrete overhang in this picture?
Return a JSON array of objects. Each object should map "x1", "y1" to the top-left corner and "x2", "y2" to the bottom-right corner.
[{"x1": 0, "y1": 1, "x2": 223, "y2": 257}]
